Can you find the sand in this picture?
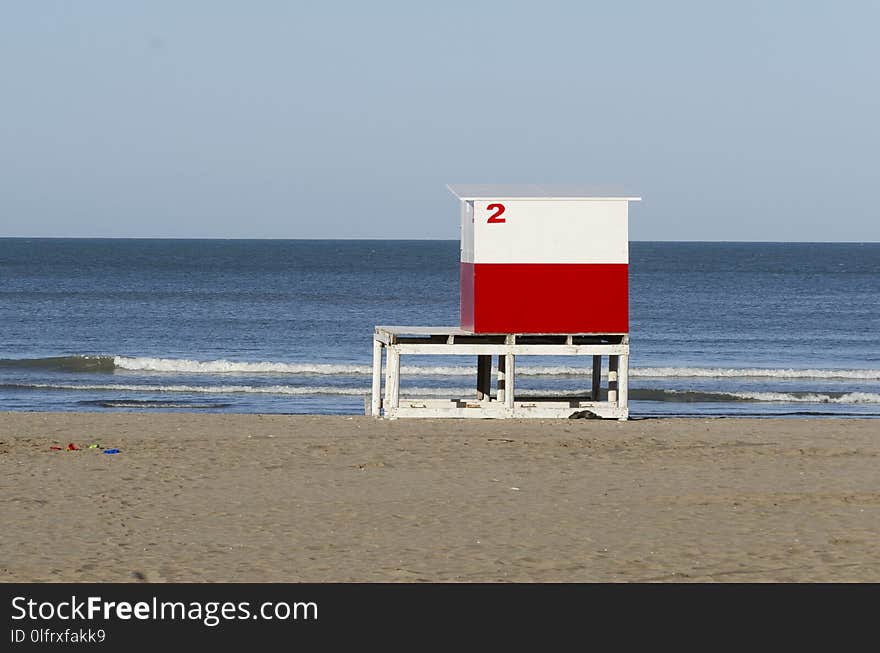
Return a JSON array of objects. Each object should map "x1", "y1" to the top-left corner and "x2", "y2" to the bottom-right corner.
[{"x1": 1, "y1": 412, "x2": 878, "y2": 582}]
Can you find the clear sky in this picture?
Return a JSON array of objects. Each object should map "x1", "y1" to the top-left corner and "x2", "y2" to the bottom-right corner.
[{"x1": 1, "y1": 1, "x2": 877, "y2": 240}]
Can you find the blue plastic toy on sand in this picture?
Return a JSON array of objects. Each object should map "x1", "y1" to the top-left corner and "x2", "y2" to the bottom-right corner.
[{"x1": 103, "y1": 449, "x2": 120, "y2": 454}]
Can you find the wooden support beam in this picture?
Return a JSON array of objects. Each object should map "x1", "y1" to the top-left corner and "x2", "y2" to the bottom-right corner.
[
  {"x1": 608, "y1": 355, "x2": 619, "y2": 404},
  {"x1": 497, "y1": 354, "x2": 506, "y2": 403},
  {"x1": 618, "y1": 353, "x2": 629, "y2": 420},
  {"x1": 505, "y1": 353, "x2": 515, "y2": 410},
  {"x1": 388, "y1": 348, "x2": 400, "y2": 412},
  {"x1": 371, "y1": 338, "x2": 383, "y2": 416},
  {"x1": 384, "y1": 347, "x2": 400, "y2": 416},
  {"x1": 394, "y1": 344, "x2": 628, "y2": 356},
  {"x1": 592, "y1": 354, "x2": 602, "y2": 401},
  {"x1": 476, "y1": 355, "x2": 492, "y2": 400}
]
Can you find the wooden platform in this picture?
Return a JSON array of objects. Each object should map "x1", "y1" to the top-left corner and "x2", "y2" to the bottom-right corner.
[{"x1": 369, "y1": 326, "x2": 629, "y2": 420}]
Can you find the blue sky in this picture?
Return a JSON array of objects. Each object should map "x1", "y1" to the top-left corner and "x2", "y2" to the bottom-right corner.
[{"x1": 1, "y1": 1, "x2": 877, "y2": 240}]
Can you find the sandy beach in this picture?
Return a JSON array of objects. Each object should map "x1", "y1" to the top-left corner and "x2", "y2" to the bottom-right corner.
[{"x1": 1, "y1": 412, "x2": 878, "y2": 582}]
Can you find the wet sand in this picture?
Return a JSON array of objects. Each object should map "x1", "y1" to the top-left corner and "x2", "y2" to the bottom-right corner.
[{"x1": 1, "y1": 412, "x2": 878, "y2": 582}]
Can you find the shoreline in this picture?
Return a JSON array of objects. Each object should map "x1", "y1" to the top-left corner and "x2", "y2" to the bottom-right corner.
[
  {"x1": 4, "y1": 408, "x2": 879, "y2": 419},
  {"x1": 2, "y1": 412, "x2": 879, "y2": 582}
]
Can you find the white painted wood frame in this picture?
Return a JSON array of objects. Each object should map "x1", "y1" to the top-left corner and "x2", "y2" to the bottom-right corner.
[{"x1": 370, "y1": 327, "x2": 629, "y2": 420}]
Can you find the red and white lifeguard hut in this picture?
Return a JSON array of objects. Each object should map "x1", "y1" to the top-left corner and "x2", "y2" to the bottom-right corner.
[
  {"x1": 451, "y1": 184, "x2": 638, "y2": 333},
  {"x1": 369, "y1": 184, "x2": 640, "y2": 420}
]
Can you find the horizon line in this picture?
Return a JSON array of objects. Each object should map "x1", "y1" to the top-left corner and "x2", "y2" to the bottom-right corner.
[{"x1": 0, "y1": 236, "x2": 878, "y2": 244}]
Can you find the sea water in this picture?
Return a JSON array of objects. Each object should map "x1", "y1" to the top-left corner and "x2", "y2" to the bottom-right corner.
[{"x1": 1, "y1": 239, "x2": 878, "y2": 417}]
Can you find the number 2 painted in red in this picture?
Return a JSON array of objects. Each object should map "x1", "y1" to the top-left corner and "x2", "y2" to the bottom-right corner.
[{"x1": 487, "y1": 203, "x2": 506, "y2": 223}]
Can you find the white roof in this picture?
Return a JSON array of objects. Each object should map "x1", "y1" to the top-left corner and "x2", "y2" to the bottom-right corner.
[{"x1": 447, "y1": 184, "x2": 640, "y2": 201}]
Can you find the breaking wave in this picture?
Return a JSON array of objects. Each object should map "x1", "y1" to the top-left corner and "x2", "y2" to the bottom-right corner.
[
  {"x1": 638, "y1": 390, "x2": 880, "y2": 404},
  {"x1": 1, "y1": 382, "x2": 466, "y2": 397},
  {"x1": 113, "y1": 357, "x2": 374, "y2": 375},
  {"x1": 630, "y1": 367, "x2": 880, "y2": 380},
  {"x1": 2, "y1": 355, "x2": 880, "y2": 381}
]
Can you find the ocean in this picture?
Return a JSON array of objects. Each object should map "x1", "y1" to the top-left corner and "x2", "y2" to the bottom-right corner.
[{"x1": 1, "y1": 239, "x2": 878, "y2": 417}]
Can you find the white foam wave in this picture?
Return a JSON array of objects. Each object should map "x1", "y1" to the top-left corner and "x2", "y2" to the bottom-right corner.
[
  {"x1": 113, "y1": 356, "x2": 880, "y2": 381},
  {"x1": 631, "y1": 367, "x2": 880, "y2": 380},
  {"x1": 17, "y1": 382, "x2": 476, "y2": 397},
  {"x1": 114, "y1": 357, "x2": 375, "y2": 375},
  {"x1": 727, "y1": 391, "x2": 880, "y2": 404}
]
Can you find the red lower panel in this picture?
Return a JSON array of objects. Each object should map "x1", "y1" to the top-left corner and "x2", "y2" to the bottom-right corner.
[{"x1": 461, "y1": 263, "x2": 628, "y2": 333}]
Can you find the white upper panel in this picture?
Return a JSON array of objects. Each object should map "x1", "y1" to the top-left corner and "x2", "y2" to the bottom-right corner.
[
  {"x1": 468, "y1": 200, "x2": 629, "y2": 264},
  {"x1": 449, "y1": 184, "x2": 641, "y2": 201}
]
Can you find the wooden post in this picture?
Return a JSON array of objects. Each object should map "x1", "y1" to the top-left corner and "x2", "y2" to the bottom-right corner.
[
  {"x1": 618, "y1": 353, "x2": 629, "y2": 419},
  {"x1": 389, "y1": 347, "x2": 400, "y2": 412},
  {"x1": 384, "y1": 346, "x2": 400, "y2": 416},
  {"x1": 591, "y1": 355, "x2": 602, "y2": 402},
  {"x1": 608, "y1": 355, "x2": 619, "y2": 404},
  {"x1": 371, "y1": 338, "x2": 383, "y2": 416},
  {"x1": 504, "y1": 353, "x2": 515, "y2": 410},
  {"x1": 497, "y1": 354, "x2": 506, "y2": 403},
  {"x1": 476, "y1": 355, "x2": 491, "y2": 400}
]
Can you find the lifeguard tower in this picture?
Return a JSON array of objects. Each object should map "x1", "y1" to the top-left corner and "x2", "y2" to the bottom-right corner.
[{"x1": 369, "y1": 184, "x2": 640, "y2": 420}]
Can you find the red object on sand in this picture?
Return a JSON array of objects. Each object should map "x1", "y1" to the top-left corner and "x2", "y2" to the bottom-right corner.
[
  {"x1": 50, "y1": 446, "x2": 62, "y2": 450},
  {"x1": 67, "y1": 443, "x2": 79, "y2": 451}
]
